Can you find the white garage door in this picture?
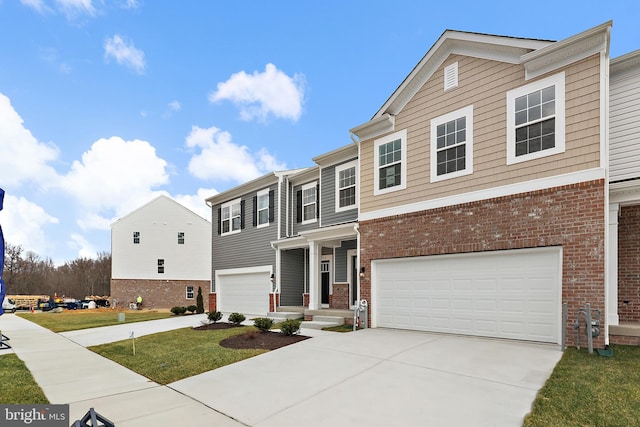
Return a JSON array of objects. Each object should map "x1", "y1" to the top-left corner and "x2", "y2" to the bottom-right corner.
[
  {"x1": 373, "y1": 248, "x2": 561, "y2": 343},
  {"x1": 217, "y1": 269, "x2": 270, "y2": 315}
]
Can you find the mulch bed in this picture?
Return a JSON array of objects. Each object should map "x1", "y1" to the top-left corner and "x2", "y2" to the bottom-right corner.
[{"x1": 193, "y1": 322, "x2": 310, "y2": 350}]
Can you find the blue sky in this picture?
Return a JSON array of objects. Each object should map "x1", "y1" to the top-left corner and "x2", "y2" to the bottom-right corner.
[{"x1": 0, "y1": 1, "x2": 638, "y2": 265}]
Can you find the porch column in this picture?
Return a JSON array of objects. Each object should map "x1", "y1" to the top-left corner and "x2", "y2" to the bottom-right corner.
[
  {"x1": 308, "y1": 241, "x2": 321, "y2": 310},
  {"x1": 607, "y1": 202, "x2": 619, "y2": 326}
]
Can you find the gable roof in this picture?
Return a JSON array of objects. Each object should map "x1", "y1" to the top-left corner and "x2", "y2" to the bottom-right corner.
[
  {"x1": 111, "y1": 194, "x2": 210, "y2": 227},
  {"x1": 350, "y1": 22, "x2": 611, "y2": 141}
]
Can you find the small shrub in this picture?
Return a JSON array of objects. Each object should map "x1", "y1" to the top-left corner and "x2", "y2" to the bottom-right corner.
[
  {"x1": 245, "y1": 330, "x2": 257, "y2": 340},
  {"x1": 171, "y1": 306, "x2": 187, "y2": 316},
  {"x1": 186, "y1": 305, "x2": 198, "y2": 314},
  {"x1": 207, "y1": 310, "x2": 223, "y2": 323},
  {"x1": 279, "y1": 319, "x2": 302, "y2": 336},
  {"x1": 196, "y1": 286, "x2": 205, "y2": 314},
  {"x1": 253, "y1": 317, "x2": 274, "y2": 332},
  {"x1": 228, "y1": 312, "x2": 246, "y2": 325}
]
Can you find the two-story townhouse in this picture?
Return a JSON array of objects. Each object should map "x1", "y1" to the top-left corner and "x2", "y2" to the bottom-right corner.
[
  {"x1": 608, "y1": 49, "x2": 640, "y2": 345},
  {"x1": 111, "y1": 195, "x2": 211, "y2": 309},
  {"x1": 351, "y1": 22, "x2": 611, "y2": 348},
  {"x1": 207, "y1": 169, "x2": 306, "y2": 315},
  {"x1": 272, "y1": 144, "x2": 359, "y2": 315}
]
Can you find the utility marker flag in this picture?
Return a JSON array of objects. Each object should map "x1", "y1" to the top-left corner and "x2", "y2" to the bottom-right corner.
[{"x1": 0, "y1": 188, "x2": 5, "y2": 316}]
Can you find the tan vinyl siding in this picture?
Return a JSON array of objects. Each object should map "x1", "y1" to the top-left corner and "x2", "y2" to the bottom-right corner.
[{"x1": 360, "y1": 54, "x2": 601, "y2": 214}]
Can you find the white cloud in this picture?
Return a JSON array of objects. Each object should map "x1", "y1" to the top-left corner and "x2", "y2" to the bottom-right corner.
[
  {"x1": 186, "y1": 125, "x2": 286, "y2": 183},
  {"x1": 0, "y1": 93, "x2": 60, "y2": 187},
  {"x1": 209, "y1": 63, "x2": 305, "y2": 122},
  {"x1": 121, "y1": 0, "x2": 140, "y2": 9},
  {"x1": 0, "y1": 194, "x2": 59, "y2": 258},
  {"x1": 20, "y1": 0, "x2": 50, "y2": 13},
  {"x1": 55, "y1": 0, "x2": 95, "y2": 18},
  {"x1": 104, "y1": 34, "x2": 146, "y2": 75},
  {"x1": 162, "y1": 100, "x2": 181, "y2": 119},
  {"x1": 68, "y1": 233, "x2": 97, "y2": 259},
  {"x1": 58, "y1": 136, "x2": 169, "y2": 229},
  {"x1": 174, "y1": 188, "x2": 217, "y2": 221}
]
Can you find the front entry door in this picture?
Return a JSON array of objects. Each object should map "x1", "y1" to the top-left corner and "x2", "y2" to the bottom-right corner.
[
  {"x1": 350, "y1": 254, "x2": 358, "y2": 306},
  {"x1": 321, "y1": 260, "x2": 330, "y2": 305}
]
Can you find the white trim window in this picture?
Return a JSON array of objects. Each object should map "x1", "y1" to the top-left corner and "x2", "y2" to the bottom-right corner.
[
  {"x1": 301, "y1": 182, "x2": 317, "y2": 224},
  {"x1": 178, "y1": 232, "x2": 185, "y2": 244},
  {"x1": 133, "y1": 231, "x2": 140, "y2": 244},
  {"x1": 256, "y1": 188, "x2": 270, "y2": 228},
  {"x1": 507, "y1": 72, "x2": 565, "y2": 165},
  {"x1": 157, "y1": 259, "x2": 165, "y2": 274},
  {"x1": 374, "y1": 129, "x2": 407, "y2": 195},
  {"x1": 221, "y1": 198, "x2": 242, "y2": 235},
  {"x1": 335, "y1": 160, "x2": 358, "y2": 212},
  {"x1": 430, "y1": 105, "x2": 473, "y2": 182},
  {"x1": 186, "y1": 286, "x2": 194, "y2": 299}
]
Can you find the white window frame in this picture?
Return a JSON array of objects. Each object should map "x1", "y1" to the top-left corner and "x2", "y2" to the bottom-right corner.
[
  {"x1": 374, "y1": 129, "x2": 407, "y2": 196},
  {"x1": 178, "y1": 232, "x2": 185, "y2": 244},
  {"x1": 506, "y1": 72, "x2": 565, "y2": 165},
  {"x1": 157, "y1": 259, "x2": 164, "y2": 274},
  {"x1": 221, "y1": 198, "x2": 242, "y2": 236},
  {"x1": 256, "y1": 188, "x2": 270, "y2": 228},
  {"x1": 186, "y1": 286, "x2": 194, "y2": 299},
  {"x1": 133, "y1": 231, "x2": 140, "y2": 244},
  {"x1": 335, "y1": 160, "x2": 358, "y2": 212},
  {"x1": 430, "y1": 105, "x2": 474, "y2": 183},
  {"x1": 301, "y1": 181, "x2": 317, "y2": 224}
]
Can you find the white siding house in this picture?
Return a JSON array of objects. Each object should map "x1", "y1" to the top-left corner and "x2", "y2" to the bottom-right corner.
[{"x1": 111, "y1": 195, "x2": 211, "y2": 309}]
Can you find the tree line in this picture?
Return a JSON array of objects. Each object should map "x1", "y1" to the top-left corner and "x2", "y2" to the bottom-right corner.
[{"x1": 3, "y1": 243, "x2": 111, "y2": 299}]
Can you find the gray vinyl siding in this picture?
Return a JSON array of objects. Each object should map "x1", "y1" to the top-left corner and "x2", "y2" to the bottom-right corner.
[
  {"x1": 292, "y1": 181, "x2": 320, "y2": 234},
  {"x1": 280, "y1": 248, "x2": 305, "y2": 305},
  {"x1": 320, "y1": 158, "x2": 358, "y2": 227},
  {"x1": 611, "y1": 67, "x2": 640, "y2": 182},
  {"x1": 211, "y1": 183, "x2": 278, "y2": 290},
  {"x1": 279, "y1": 179, "x2": 288, "y2": 239},
  {"x1": 334, "y1": 239, "x2": 357, "y2": 282}
]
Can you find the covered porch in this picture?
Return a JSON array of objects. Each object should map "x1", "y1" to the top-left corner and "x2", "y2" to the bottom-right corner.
[{"x1": 271, "y1": 223, "x2": 359, "y2": 318}]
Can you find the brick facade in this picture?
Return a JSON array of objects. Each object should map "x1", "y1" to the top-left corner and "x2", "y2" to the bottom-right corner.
[
  {"x1": 208, "y1": 293, "x2": 217, "y2": 312},
  {"x1": 618, "y1": 205, "x2": 640, "y2": 322},
  {"x1": 359, "y1": 180, "x2": 606, "y2": 348},
  {"x1": 111, "y1": 278, "x2": 210, "y2": 310},
  {"x1": 331, "y1": 283, "x2": 349, "y2": 309}
]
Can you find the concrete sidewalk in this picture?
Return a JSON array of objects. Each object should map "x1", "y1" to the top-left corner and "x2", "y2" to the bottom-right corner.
[
  {"x1": 0, "y1": 314, "x2": 242, "y2": 426},
  {"x1": 1, "y1": 313, "x2": 562, "y2": 426}
]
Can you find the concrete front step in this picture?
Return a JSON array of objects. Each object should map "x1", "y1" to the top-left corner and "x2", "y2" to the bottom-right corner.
[
  {"x1": 301, "y1": 315, "x2": 344, "y2": 330},
  {"x1": 267, "y1": 311, "x2": 304, "y2": 320}
]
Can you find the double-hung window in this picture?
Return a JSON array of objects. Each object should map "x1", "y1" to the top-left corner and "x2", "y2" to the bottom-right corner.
[
  {"x1": 374, "y1": 129, "x2": 407, "y2": 195},
  {"x1": 302, "y1": 182, "x2": 317, "y2": 223},
  {"x1": 430, "y1": 105, "x2": 473, "y2": 182},
  {"x1": 256, "y1": 189, "x2": 270, "y2": 228},
  {"x1": 221, "y1": 198, "x2": 242, "y2": 235},
  {"x1": 157, "y1": 259, "x2": 164, "y2": 274},
  {"x1": 507, "y1": 72, "x2": 565, "y2": 164},
  {"x1": 177, "y1": 232, "x2": 185, "y2": 244},
  {"x1": 186, "y1": 286, "x2": 194, "y2": 299},
  {"x1": 133, "y1": 231, "x2": 140, "y2": 244},
  {"x1": 335, "y1": 161, "x2": 357, "y2": 211}
]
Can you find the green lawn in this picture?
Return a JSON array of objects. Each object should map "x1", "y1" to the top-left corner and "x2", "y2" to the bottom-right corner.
[
  {"x1": 0, "y1": 354, "x2": 49, "y2": 404},
  {"x1": 89, "y1": 326, "x2": 265, "y2": 384},
  {"x1": 524, "y1": 345, "x2": 640, "y2": 426},
  {"x1": 17, "y1": 310, "x2": 173, "y2": 332}
]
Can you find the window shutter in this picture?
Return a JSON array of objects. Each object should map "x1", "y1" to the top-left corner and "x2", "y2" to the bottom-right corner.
[
  {"x1": 316, "y1": 184, "x2": 320, "y2": 218},
  {"x1": 268, "y1": 190, "x2": 275, "y2": 223},
  {"x1": 252, "y1": 195, "x2": 257, "y2": 227},
  {"x1": 296, "y1": 190, "x2": 302, "y2": 223},
  {"x1": 240, "y1": 200, "x2": 245, "y2": 229},
  {"x1": 217, "y1": 207, "x2": 221, "y2": 235}
]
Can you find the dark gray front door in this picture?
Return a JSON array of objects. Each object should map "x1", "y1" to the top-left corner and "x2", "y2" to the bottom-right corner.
[
  {"x1": 321, "y1": 260, "x2": 330, "y2": 305},
  {"x1": 351, "y1": 255, "x2": 358, "y2": 306}
]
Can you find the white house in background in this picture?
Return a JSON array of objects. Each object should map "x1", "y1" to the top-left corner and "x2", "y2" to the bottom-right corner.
[{"x1": 110, "y1": 195, "x2": 211, "y2": 309}]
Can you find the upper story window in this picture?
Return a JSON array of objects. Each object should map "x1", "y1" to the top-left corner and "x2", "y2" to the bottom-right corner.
[
  {"x1": 157, "y1": 259, "x2": 164, "y2": 274},
  {"x1": 220, "y1": 198, "x2": 243, "y2": 235},
  {"x1": 335, "y1": 160, "x2": 357, "y2": 212},
  {"x1": 255, "y1": 189, "x2": 271, "y2": 228},
  {"x1": 186, "y1": 286, "x2": 194, "y2": 299},
  {"x1": 430, "y1": 105, "x2": 473, "y2": 182},
  {"x1": 296, "y1": 182, "x2": 318, "y2": 224},
  {"x1": 133, "y1": 231, "x2": 140, "y2": 244},
  {"x1": 374, "y1": 129, "x2": 407, "y2": 195},
  {"x1": 178, "y1": 232, "x2": 185, "y2": 244},
  {"x1": 506, "y1": 72, "x2": 565, "y2": 165}
]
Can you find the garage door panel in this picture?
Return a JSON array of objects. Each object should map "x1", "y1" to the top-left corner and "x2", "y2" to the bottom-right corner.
[
  {"x1": 373, "y1": 248, "x2": 560, "y2": 343},
  {"x1": 218, "y1": 271, "x2": 269, "y2": 315}
]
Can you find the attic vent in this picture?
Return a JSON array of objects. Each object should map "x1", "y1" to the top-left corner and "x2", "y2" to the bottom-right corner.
[{"x1": 444, "y1": 62, "x2": 458, "y2": 90}]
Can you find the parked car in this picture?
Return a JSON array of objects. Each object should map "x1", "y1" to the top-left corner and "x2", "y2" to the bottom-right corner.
[
  {"x1": 37, "y1": 297, "x2": 57, "y2": 312},
  {"x1": 2, "y1": 297, "x2": 16, "y2": 313},
  {"x1": 63, "y1": 300, "x2": 81, "y2": 310}
]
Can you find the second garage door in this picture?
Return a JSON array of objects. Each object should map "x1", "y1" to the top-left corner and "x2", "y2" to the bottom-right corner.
[
  {"x1": 372, "y1": 247, "x2": 561, "y2": 343},
  {"x1": 216, "y1": 268, "x2": 270, "y2": 315}
]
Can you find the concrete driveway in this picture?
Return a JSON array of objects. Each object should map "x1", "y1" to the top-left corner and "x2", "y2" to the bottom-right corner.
[
  {"x1": 171, "y1": 328, "x2": 562, "y2": 427},
  {"x1": 2, "y1": 314, "x2": 561, "y2": 426}
]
